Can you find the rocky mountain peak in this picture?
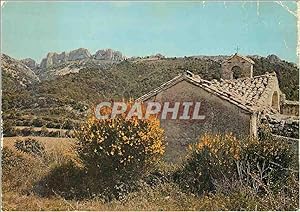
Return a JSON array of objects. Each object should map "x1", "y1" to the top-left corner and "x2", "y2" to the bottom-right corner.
[
  {"x1": 93, "y1": 48, "x2": 124, "y2": 61},
  {"x1": 39, "y1": 48, "x2": 125, "y2": 69},
  {"x1": 267, "y1": 54, "x2": 281, "y2": 63},
  {"x1": 21, "y1": 58, "x2": 38, "y2": 70},
  {"x1": 68, "y1": 48, "x2": 91, "y2": 61}
]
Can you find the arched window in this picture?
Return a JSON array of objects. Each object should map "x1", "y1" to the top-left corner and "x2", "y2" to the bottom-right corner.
[
  {"x1": 271, "y1": 91, "x2": 279, "y2": 110},
  {"x1": 231, "y1": 66, "x2": 242, "y2": 79}
]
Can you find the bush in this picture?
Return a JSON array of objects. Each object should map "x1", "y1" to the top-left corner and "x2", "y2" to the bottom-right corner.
[
  {"x1": 14, "y1": 138, "x2": 46, "y2": 157},
  {"x1": 48, "y1": 131, "x2": 60, "y2": 137},
  {"x1": 174, "y1": 133, "x2": 296, "y2": 195},
  {"x1": 75, "y1": 111, "x2": 165, "y2": 191},
  {"x1": 62, "y1": 119, "x2": 74, "y2": 130},
  {"x1": 20, "y1": 127, "x2": 34, "y2": 136},
  {"x1": 32, "y1": 118, "x2": 44, "y2": 127},
  {"x1": 40, "y1": 126, "x2": 49, "y2": 136},
  {"x1": 3, "y1": 120, "x2": 17, "y2": 137},
  {"x1": 2, "y1": 147, "x2": 25, "y2": 172},
  {"x1": 174, "y1": 133, "x2": 241, "y2": 195},
  {"x1": 239, "y1": 137, "x2": 295, "y2": 192}
]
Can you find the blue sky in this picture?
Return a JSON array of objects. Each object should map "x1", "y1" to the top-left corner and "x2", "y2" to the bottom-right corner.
[{"x1": 1, "y1": 1, "x2": 298, "y2": 63}]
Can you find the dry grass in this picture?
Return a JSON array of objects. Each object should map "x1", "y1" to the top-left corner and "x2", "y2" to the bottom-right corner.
[
  {"x1": 3, "y1": 136, "x2": 75, "y2": 150},
  {"x1": 4, "y1": 182, "x2": 298, "y2": 211},
  {"x1": 2, "y1": 136, "x2": 299, "y2": 211}
]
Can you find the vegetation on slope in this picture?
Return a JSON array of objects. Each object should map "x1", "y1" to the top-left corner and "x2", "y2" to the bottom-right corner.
[{"x1": 2, "y1": 55, "x2": 299, "y2": 128}]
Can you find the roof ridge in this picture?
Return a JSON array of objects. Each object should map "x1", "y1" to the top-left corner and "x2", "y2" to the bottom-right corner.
[{"x1": 223, "y1": 53, "x2": 255, "y2": 64}]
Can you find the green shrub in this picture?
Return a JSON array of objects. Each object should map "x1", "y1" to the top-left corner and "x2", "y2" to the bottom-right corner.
[
  {"x1": 3, "y1": 120, "x2": 17, "y2": 137},
  {"x1": 174, "y1": 133, "x2": 296, "y2": 195},
  {"x1": 62, "y1": 119, "x2": 74, "y2": 130},
  {"x1": 40, "y1": 126, "x2": 49, "y2": 136},
  {"x1": 14, "y1": 138, "x2": 45, "y2": 157},
  {"x1": 75, "y1": 112, "x2": 165, "y2": 190},
  {"x1": 49, "y1": 131, "x2": 60, "y2": 137},
  {"x1": 32, "y1": 118, "x2": 44, "y2": 127},
  {"x1": 174, "y1": 133, "x2": 241, "y2": 195},
  {"x1": 20, "y1": 127, "x2": 34, "y2": 136},
  {"x1": 2, "y1": 147, "x2": 25, "y2": 172},
  {"x1": 239, "y1": 137, "x2": 295, "y2": 192}
]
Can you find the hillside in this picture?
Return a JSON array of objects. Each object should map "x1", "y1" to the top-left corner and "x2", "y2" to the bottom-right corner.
[
  {"x1": 32, "y1": 55, "x2": 299, "y2": 103},
  {"x1": 2, "y1": 52, "x2": 299, "y2": 126},
  {"x1": 2, "y1": 54, "x2": 40, "y2": 112},
  {"x1": 1, "y1": 54, "x2": 39, "y2": 86},
  {"x1": 35, "y1": 57, "x2": 221, "y2": 102}
]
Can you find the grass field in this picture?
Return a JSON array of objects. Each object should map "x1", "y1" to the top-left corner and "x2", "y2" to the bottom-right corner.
[
  {"x1": 3, "y1": 136, "x2": 75, "y2": 151},
  {"x1": 1, "y1": 136, "x2": 223, "y2": 211},
  {"x1": 2, "y1": 136, "x2": 299, "y2": 211}
]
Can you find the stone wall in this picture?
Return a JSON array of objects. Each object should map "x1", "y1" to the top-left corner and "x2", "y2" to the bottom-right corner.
[
  {"x1": 261, "y1": 114, "x2": 299, "y2": 139},
  {"x1": 281, "y1": 100, "x2": 299, "y2": 116},
  {"x1": 147, "y1": 80, "x2": 252, "y2": 163}
]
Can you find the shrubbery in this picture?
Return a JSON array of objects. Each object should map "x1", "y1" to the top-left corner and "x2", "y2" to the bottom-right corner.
[
  {"x1": 3, "y1": 120, "x2": 17, "y2": 137},
  {"x1": 2, "y1": 128, "x2": 298, "y2": 210},
  {"x1": 2, "y1": 110, "x2": 298, "y2": 210},
  {"x1": 75, "y1": 112, "x2": 165, "y2": 190},
  {"x1": 14, "y1": 138, "x2": 46, "y2": 157},
  {"x1": 174, "y1": 134, "x2": 240, "y2": 194},
  {"x1": 2, "y1": 147, "x2": 25, "y2": 172},
  {"x1": 9, "y1": 127, "x2": 68, "y2": 137},
  {"x1": 174, "y1": 133, "x2": 296, "y2": 195}
]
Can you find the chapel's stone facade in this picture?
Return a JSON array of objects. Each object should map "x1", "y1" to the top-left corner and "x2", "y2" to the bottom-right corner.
[{"x1": 221, "y1": 53, "x2": 254, "y2": 80}]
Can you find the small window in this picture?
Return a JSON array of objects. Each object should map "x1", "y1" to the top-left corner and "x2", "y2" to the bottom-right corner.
[{"x1": 271, "y1": 91, "x2": 279, "y2": 110}]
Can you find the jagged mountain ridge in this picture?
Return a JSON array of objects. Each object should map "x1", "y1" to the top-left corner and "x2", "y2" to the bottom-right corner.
[
  {"x1": 34, "y1": 48, "x2": 126, "y2": 69},
  {"x1": 19, "y1": 48, "x2": 126, "y2": 80}
]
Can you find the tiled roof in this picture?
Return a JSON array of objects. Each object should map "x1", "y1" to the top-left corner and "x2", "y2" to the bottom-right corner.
[{"x1": 137, "y1": 71, "x2": 278, "y2": 113}]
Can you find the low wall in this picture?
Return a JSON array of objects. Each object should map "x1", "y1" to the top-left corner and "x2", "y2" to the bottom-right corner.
[
  {"x1": 281, "y1": 100, "x2": 299, "y2": 116},
  {"x1": 261, "y1": 114, "x2": 299, "y2": 139}
]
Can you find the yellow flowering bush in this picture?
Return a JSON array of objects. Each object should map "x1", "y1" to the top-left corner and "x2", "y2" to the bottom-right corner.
[
  {"x1": 174, "y1": 133, "x2": 295, "y2": 195},
  {"x1": 240, "y1": 136, "x2": 295, "y2": 191},
  {"x1": 75, "y1": 104, "x2": 165, "y2": 188},
  {"x1": 174, "y1": 133, "x2": 242, "y2": 195}
]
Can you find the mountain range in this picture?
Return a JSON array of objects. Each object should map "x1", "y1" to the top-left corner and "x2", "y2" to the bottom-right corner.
[{"x1": 17, "y1": 48, "x2": 126, "y2": 80}]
